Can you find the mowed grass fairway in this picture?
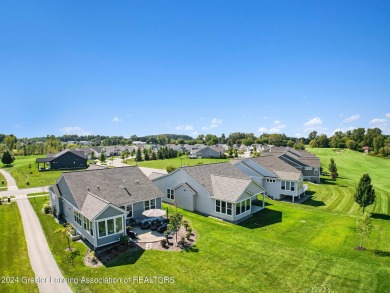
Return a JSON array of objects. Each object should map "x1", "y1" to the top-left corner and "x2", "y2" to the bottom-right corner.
[
  {"x1": 1, "y1": 155, "x2": 63, "y2": 188},
  {"x1": 0, "y1": 203, "x2": 38, "y2": 292},
  {"x1": 306, "y1": 148, "x2": 390, "y2": 216},
  {"x1": 30, "y1": 196, "x2": 389, "y2": 293},
  {"x1": 124, "y1": 156, "x2": 230, "y2": 169}
]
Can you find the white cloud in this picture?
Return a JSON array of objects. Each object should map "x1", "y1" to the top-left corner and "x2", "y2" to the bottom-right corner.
[
  {"x1": 202, "y1": 118, "x2": 222, "y2": 131},
  {"x1": 370, "y1": 118, "x2": 387, "y2": 125},
  {"x1": 258, "y1": 127, "x2": 268, "y2": 133},
  {"x1": 258, "y1": 120, "x2": 286, "y2": 134},
  {"x1": 112, "y1": 117, "x2": 121, "y2": 123},
  {"x1": 210, "y1": 118, "x2": 222, "y2": 128},
  {"x1": 304, "y1": 117, "x2": 322, "y2": 127},
  {"x1": 343, "y1": 114, "x2": 360, "y2": 123},
  {"x1": 386, "y1": 113, "x2": 390, "y2": 118},
  {"x1": 303, "y1": 117, "x2": 327, "y2": 133},
  {"x1": 263, "y1": 116, "x2": 268, "y2": 120},
  {"x1": 60, "y1": 126, "x2": 90, "y2": 136},
  {"x1": 176, "y1": 124, "x2": 194, "y2": 131}
]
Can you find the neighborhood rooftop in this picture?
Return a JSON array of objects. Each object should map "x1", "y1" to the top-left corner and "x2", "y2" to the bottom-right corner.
[
  {"x1": 54, "y1": 166, "x2": 163, "y2": 209},
  {"x1": 180, "y1": 162, "x2": 253, "y2": 196}
]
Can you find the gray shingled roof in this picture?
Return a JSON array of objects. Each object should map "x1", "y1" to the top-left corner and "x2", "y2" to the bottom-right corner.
[
  {"x1": 181, "y1": 162, "x2": 251, "y2": 197},
  {"x1": 248, "y1": 155, "x2": 302, "y2": 181},
  {"x1": 262, "y1": 146, "x2": 321, "y2": 168},
  {"x1": 210, "y1": 174, "x2": 252, "y2": 201},
  {"x1": 37, "y1": 149, "x2": 87, "y2": 163},
  {"x1": 59, "y1": 166, "x2": 164, "y2": 209},
  {"x1": 81, "y1": 193, "x2": 111, "y2": 220}
]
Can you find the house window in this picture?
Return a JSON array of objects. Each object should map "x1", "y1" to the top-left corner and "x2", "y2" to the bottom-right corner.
[
  {"x1": 121, "y1": 204, "x2": 133, "y2": 218},
  {"x1": 144, "y1": 199, "x2": 156, "y2": 210},
  {"x1": 281, "y1": 181, "x2": 286, "y2": 190},
  {"x1": 236, "y1": 198, "x2": 251, "y2": 216},
  {"x1": 98, "y1": 221, "x2": 106, "y2": 238},
  {"x1": 298, "y1": 180, "x2": 303, "y2": 190},
  {"x1": 286, "y1": 182, "x2": 291, "y2": 190},
  {"x1": 167, "y1": 188, "x2": 175, "y2": 200},
  {"x1": 305, "y1": 167, "x2": 312, "y2": 171},
  {"x1": 97, "y1": 216, "x2": 124, "y2": 238},
  {"x1": 291, "y1": 182, "x2": 295, "y2": 191},
  {"x1": 314, "y1": 168, "x2": 319, "y2": 175},
  {"x1": 215, "y1": 200, "x2": 232, "y2": 216},
  {"x1": 83, "y1": 216, "x2": 93, "y2": 236},
  {"x1": 74, "y1": 210, "x2": 81, "y2": 226}
]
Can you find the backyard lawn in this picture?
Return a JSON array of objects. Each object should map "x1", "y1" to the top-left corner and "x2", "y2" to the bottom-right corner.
[
  {"x1": 1, "y1": 155, "x2": 64, "y2": 188},
  {"x1": 306, "y1": 148, "x2": 390, "y2": 216},
  {"x1": 0, "y1": 203, "x2": 38, "y2": 292},
  {"x1": 123, "y1": 156, "x2": 230, "y2": 169},
  {"x1": 30, "y1": 194, "x2": 390, "y2": 293}
]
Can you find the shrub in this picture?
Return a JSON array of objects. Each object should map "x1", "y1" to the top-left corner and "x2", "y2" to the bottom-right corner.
[
  {"x1": 42, "y1": 202, "x2": 51, "y2": 214},
  {"x1": 119, "y1": 235, "x2": 129, "y2": 246},
  {"x1": 166, "y1": 165, "x2": 177, "y2": 173},
  {"x1": 160, "y1": 239, "x2": 167, "y2": 247},
  {"x1": 186, "y1": 227, "x2": 192, "y2": 233},
  {"x1": 186, "y1": 231, "x2": 191, "y2": 240},
  {"x1": 178, "y1": 236, "x2": 185, "y2": 246}
]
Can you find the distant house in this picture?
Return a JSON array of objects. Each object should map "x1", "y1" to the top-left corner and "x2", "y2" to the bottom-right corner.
[
  {"x1": 263, "y1": 146, "x2": 321, "y2": 183},
  {"x1": 36, "y1": 149, "x2": 88, "y2": 171},
  {"x1": 233, "y1": 154, "x2": 307, "y2": 202},
  {"x1": 189, "y1": 146, "x2": 225, "y2": 158},
  {"x1": 153, "y1": 162, "x2": 266, "y2": 223},
  {"x1": 49, "y1": 167, "x2": 164, "y2": 249}
]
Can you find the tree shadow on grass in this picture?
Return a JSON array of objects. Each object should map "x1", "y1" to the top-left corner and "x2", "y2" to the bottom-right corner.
[
  {"x1": 371, "y1": 213, "x2": 390, "y2": 221},
  {"x1": 239, "y1": 208, "x2": 282, "y2": 229},
  {"x1": 184, "y1": 244, "x2": 199, "y2": 253},
  {"x1": 370, "y1": 249, "x2": 390, "y2": 257},
  {"x1": 321, "y1": 178, "x2": 337, "y2": 185}
]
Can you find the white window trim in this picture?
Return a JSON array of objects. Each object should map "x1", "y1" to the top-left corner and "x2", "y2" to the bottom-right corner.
[
  {"x1": 167, "y1": 188, "x2": 175, "y2": 200},
  {"x1": 97, "y1": 215, "x2": 124, "y2": 239},
  {"x1": 73, "y1": 209, "x2": 82, "y2": 227},
  {"x1": 235, "y1": 198, "x2": 251, "y2": 216},
  {"x1": 215, "y1": 200, "x2": 233, "y2": 216},
  {"x1": 144, "y1": 198, "x2": 157, "y2": 211}
]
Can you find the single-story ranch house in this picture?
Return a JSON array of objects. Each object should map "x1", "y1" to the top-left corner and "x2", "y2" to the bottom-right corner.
[
  {"x1": 152, "y1": 162, "x2": 266, "y2": 223},
  {"x1": 36, "y1": 149, "x2": 88, "y2": 171},
  {"x1": 233, "y1": 154, "x2": 308, "y2": 202},
  {"x1": 263, "y1": 146, "x2": 321, "y2": 183},
  {"x1": 48, "y1": 166, "x2": 164, "y2": 249}
]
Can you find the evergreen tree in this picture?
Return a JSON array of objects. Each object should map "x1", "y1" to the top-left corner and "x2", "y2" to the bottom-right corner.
[
  {"x1": 151, "y1": 151, "x2": 157, "y2": 160},
  {"x1": 354, "y1": 174, "x2": 375, "y2": 214},
  {"x1": 136, "y1": 148, "x2": 143, "y2": 161},
  {"x1": 328, "y1": 158, "x2": 338, "y2": 180},
  {"x1": 144, "y1": 150, "x2": 150, "y2": 161},
  {"x1": 99, "y1": 153, "x2": 106, "y2": 163},
  {"x1": 1, "y1": 149, "x2": 15, "y2": 166}
]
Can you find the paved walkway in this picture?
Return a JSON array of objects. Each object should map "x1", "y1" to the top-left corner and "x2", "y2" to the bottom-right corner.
[
  {"x1": 0, "y1": 169, "x2": 18, "y2": 191},
  {"x1": 0, "y1": 169, "x2": 72, "y2": 293},
  {"x1": 0, "y1": 186, "x2": 49, "y2": 197}
]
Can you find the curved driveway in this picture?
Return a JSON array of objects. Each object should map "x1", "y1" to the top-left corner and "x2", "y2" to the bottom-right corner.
[{"x1": 0, "y1": 169, "x2": 72, "y2": 293}]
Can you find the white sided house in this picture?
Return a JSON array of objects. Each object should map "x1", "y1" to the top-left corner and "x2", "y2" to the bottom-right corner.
[
  {"x1": 233, "y1": 154, "x2": 307, "y2": 203},
  {"x1": 153, "y1": 162, "x2": 266, "y2": 223},
  {"x1": 48, "y1": 166, "x2": 164, "y2": 249}
]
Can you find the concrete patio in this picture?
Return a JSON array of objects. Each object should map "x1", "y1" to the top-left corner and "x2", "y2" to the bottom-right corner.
[{"x1": 132, "y1": 227, "x2": 165, "y2": 243}]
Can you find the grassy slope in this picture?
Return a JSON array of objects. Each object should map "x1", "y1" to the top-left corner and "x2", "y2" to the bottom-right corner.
[
  {"x1": 124, "y1": 157, "x2": 230, "y2": 169},
  {"x1": 30, "y1": 197, "x2": 389, "y2": 293},
  {"x1": 0, "y1": 171, "x2": 7, "y2": 190},
  {"x1": 0, "y1": 203, "x2": 38, "y2": 292},
  {"x1": 306, "y1": 148, "x2": 390, "y2": 216},
  {"x1": 1, "y1": 155, "x2": 63, "y2": 188}
]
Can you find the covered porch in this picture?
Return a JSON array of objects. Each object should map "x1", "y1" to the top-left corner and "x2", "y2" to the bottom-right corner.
[
  {"x1": 36, "y1": 157, "x2": 52, "y2": 171},
  {"x1": 280, "y1": 184, "x2": 309, "y2": 203}
]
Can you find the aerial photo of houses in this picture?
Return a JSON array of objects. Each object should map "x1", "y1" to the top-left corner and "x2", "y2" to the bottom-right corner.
[{"x1": 0, "y1": 1, "x2": 389, "y2": 292}]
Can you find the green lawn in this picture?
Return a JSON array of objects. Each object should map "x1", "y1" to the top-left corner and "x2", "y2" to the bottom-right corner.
[
  {"x1": 1, "y1": 155, "x2": 63, "y2": 188},
  {"x1": 123, "y1": 156, "x2": 230, "y2": 169},
  {"x1": 30, "y1": 195, "x2": 390, "y2": 293},
  {"x1": 306, "y1": 148, "x2": 390, "y2": 216},
  {"x1": 0, "y1": 171, "x2": 7, "y2": 190},
  {"x1": 0, "y1": 203, "x2": 38, "y2": 292}
]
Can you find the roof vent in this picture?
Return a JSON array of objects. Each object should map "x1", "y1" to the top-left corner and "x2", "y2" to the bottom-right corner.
[
  {"x1": 136, "y1": 180, "x2": 139, "y2": 185},
  {"x1": 87, "y1": 187, "x2": 90, "y2": 191},
  {"x1": 97, "y1": 186, "x2": 100, "y2": 190}
]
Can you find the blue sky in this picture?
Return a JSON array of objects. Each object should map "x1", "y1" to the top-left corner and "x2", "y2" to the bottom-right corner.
[{"x1": 0, "y1": 1, "x2": 389, "y2": 138}]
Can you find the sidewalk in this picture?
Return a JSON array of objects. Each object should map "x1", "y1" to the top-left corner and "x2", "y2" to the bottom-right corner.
[{"x1": 1, "y1": 168, "x2": 72, "y2": 293}]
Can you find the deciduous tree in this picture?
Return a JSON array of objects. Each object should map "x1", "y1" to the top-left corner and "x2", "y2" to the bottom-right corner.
[{"x1": 356, "y1": 212, "x2": 373, "y2": 250}]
